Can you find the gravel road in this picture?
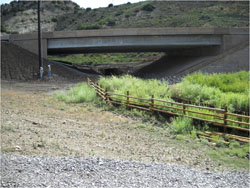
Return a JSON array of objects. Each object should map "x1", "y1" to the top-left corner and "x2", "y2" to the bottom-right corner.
[{"x1": 1, "y1": 153, "x2": 249, "y2": 188}]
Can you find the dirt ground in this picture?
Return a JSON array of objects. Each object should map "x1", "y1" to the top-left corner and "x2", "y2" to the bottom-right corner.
[{"x1": 0, "y1": 79, "x2": 247, "y2": 172}]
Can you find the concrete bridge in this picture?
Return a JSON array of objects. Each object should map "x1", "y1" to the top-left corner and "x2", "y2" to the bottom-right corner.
[{"x1": 1, "y1": 27, "x2": 249, "y2": 58}]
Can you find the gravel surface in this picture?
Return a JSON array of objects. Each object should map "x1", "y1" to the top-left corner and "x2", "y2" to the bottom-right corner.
[{"x1": 1, "y1": 153, "x2": 249, "y2": 188}]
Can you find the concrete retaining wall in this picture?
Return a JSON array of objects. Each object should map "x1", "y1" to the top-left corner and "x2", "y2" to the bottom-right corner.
[{"x1": 199, "y1": 44, "x2": 249, "y2": 73}]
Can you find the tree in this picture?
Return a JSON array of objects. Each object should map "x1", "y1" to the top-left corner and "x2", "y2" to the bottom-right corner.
[{"x1": 108, "y1": 3, "x2": 113, "y2": 8}]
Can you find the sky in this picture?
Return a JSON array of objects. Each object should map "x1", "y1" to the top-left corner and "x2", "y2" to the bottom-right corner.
[{"x1": 0, "y1": 0, "x2": 146, "y2": 9}]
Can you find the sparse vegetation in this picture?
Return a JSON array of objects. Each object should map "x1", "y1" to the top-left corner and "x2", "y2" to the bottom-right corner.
[
  {"x1": 0, "y1": 25, "x2": 18, "y2": 34},
  {"x1": 0, "y1": 25, "x2": 7, "y2": 32},
  {"x1": 1, "y1": 123, "x2": 17, "y2": 133},
  {"x1": 107, "y1": 19, "x2": 116, "y2": 26},
  {"x1": 1, "y1": 1, "x2": 249, "y2": 34},
  {"x1": 79, "y1": 24, "x2": 101, "y2": 30},
  {"x1": 48, "y1": 52, "x2": 163, "y2": 65},
  {"x1": 141, "y1": 4, "x2": 155, "y2": 11},
  {"x1": 207, "y1": 143, "x2": 249, "y2": 169}
]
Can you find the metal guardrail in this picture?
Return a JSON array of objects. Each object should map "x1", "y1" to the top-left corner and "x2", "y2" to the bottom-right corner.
[{"x1": 88, "y1": 78, "x2": 250, "y2": 143}]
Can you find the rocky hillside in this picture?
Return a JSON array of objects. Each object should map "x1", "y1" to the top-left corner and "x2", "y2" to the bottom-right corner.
[
  {"x1": 1, "y1": 0, "x2": 80, "y2": 34},
  {"x1": 1, "y1": 1, "x2": 249, "y2": 34}
]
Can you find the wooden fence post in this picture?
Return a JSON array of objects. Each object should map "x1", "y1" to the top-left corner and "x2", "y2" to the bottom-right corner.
[
  {"x1": 105, "y1": 88, "x2": 108, "y2": 103},
  {"x1": 126, "y1": 91, "x2": 129, "y2": 109},
  {"x1": 224, "y1": 106, "x2": 228, "y2": 132},
  {"x1": 96, "y1": 83, "x2": 99, "y2": 97},
  {"x1": 150, "y1": 95, "x2": 154, "y2": 111},
  {"x1": 183, "y1": 102, "x2": 186, "y2": 115}
]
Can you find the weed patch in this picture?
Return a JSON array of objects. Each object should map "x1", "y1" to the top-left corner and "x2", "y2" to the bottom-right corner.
[
  {"x1": 54, "y1": 83, "x2": 97, "y2": 103},
  {"x1": 98, "y1": 75, "x2": 170, "y2": 100},
  {"x1": 169, "y1": 72, "x2": 249, "y2": 112},
  {"x1": 169, "y1": 117, "x2": 193, "y2": 135},
  {"x1": 1, "y1": 123, "x2": 18, "y2": 132},
  {"x1": 184, "y1": 71, "x2": 249, "y2": 93}
]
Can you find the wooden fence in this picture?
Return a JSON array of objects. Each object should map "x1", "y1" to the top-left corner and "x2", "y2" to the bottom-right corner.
[{"x1": 88, "y1": 78, "x2": 250, "y2": 143}]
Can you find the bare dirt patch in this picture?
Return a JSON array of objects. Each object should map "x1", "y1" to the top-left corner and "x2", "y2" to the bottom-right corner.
[{"x1": 1, "y1": 80, "x2": 247, "y2": 172}]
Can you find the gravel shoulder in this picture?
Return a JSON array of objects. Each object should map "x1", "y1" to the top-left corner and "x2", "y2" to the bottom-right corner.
[
  {"x1": 1, "y1": 79, "x2": 249, "y2": 187},
  {"x1": 1, "y1": 153, "x2": 249, "y2": 188}
]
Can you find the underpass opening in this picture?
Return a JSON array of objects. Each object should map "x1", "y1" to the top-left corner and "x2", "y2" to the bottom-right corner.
[{"x1": 47, "y1": 52, "x2": 166, "y2": 76}]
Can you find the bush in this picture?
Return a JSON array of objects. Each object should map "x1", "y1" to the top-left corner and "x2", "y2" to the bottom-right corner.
[
  {"x1": 225, "y1": 144, "x2": 249, "y2": 158},
  {"x1": 55, "y1": 83, "x2": 97, "y2": 103},
  {"x1": 229, "y1": 141, "x2": 240, "y2": 149},
  {"x1": 108, "y1": 3, "x2": 113, "y2": 8},
  {"x1": 184, "y1": 71, "x2": 249, "y2": 93},
  {"x1": 141, "y1": 4, "x2": 155, "y2": 12},
  {"x1": 1, "y1": 25, "x2": 7, "y2": 32},
  {"x1": 169, "y1": 117, "x2": 193, "y2": 135},
  {"x1": 80, "y1": 24, "x2": 101, "y2": 30},
  {"x1": 107, "y1": 19, "x2": 116, "y2": 26},
  {"x1": 51, "y1": 18, "x2": 57, "y2": 22},
  {"x1": 10, "y1": 31, "x2": 19, "y2": 34},
  {"x1": 115, "y1": 11, "x2": 124, "y2": 16},
  {"x1": 125, "y1": 14, "x2": 130, "y2": 18},
  {"x1": 97, "y1": 20, "x2": 107, "y2": 25},
  {"x1": 86, "y1": 7, "x2": 91, "y2": 11}
]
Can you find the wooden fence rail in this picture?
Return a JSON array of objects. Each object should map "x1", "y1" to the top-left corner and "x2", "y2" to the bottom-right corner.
[{"x1": 88, "y1": 78, "x2": 250, "y2": 143}]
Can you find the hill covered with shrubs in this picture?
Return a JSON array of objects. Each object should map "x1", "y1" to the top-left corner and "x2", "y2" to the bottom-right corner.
[{"x1": 1, "y1": 1, "x2": 249, "y2": 34}]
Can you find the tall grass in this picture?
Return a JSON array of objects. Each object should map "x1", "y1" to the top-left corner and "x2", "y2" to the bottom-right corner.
[
  {"x1": 55, "y1": 83, "x2": 97, "y2": 103},
  {"x1": 98, "y1": 75, "x2": 171, "y2": 100},
  {"x1": 184, "y1": 71, "x2": 249, "y2": 94},
  {"x1": 170, "y1": 72, "x2": 249, "y2": 112},
  {"x1": 169, "y1": 117, "x2": 193, "y2": 134}
]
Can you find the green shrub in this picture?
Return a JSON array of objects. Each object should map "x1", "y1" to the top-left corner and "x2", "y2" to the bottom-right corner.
[
  {"x1": 80, "y1": 24, "x2": 101, "y2": 30},
  {"x1": 97, "y1": 19, "x2": 107, "y2": 25},
  {"x1": 225, "y1": 143, "x2": 249, "y2": 158},
  {"x1": 141, "y1": 4, "x2": 155, "y2": 11},
  {"x1": 200, "y1": 138, "x2": 210, "y2": 145},
  {"x1": 51, "y1": 18, "x2": 57, "y2": 22},
  {"x1": 125, "y1": 14, "x2": 130, "y2": 18},
  {"x1": 107, "y1": 19, "x2": 116, "y2": 26},
  {"x1": 86, "y1": 7, "x2": 91, "y2": 11},
  {"x1": 0, "y1": 25, "x2": 7, "y2": 32},
  {"x1": 184, "y1": 71, "x2": 249, "y2": 93},
  {"x1": 115, "y1": 11, "x2": 124, "y2": 16},
  {"x1": 229, "y1": 141, "x2": 240, "y2": 149},
  {"x1": 169, "y1": 117, "x2": 193, "y2": 135},
  {"x1": 55, "y1": 83, "x2": 97, "y2": 103},
  {"x1": 169, "y1": 78, "x2": 249, "y2": 112},
  {"x1": 108, "y1": 3, "x2": 113, "y2": 8},
  {"x1": 10, "y1": 31, "x2": 19, "y2": 34}
]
